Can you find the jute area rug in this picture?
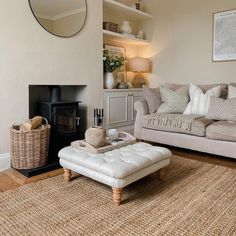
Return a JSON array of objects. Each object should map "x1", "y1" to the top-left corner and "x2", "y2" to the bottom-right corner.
[{"x1": 0, "y1": 156, "x2": 235, "y2": 236}]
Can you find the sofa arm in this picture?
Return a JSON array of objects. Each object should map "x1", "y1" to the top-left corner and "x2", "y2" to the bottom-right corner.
[
  {"x1": 134, "y1": 100, "x2": 150, "y2": 139},
  {"x1": 134, "y1": 100, "x2": 150, "y2": 116}
]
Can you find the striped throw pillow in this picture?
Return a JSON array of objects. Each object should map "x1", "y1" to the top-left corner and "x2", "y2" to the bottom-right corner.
[
  {"x1": 184, "y1": 83, "x2": 221, "y2": 116},
  {"x1": 228, "y1": 85, "x2": 236, "y2": 99}
]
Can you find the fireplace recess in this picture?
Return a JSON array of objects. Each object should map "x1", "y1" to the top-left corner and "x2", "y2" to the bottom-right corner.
[{"x1": 20, "y1": 86, "x2": 82, "y2": 177}]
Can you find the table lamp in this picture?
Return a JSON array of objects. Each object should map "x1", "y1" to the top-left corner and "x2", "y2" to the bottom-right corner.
[{"x1": 127, "y1": 58, "x2": 151, "y2": 88}]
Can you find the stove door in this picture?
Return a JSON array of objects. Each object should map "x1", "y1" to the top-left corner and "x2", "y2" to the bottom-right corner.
[{"x1": 52, "y1": 105, "x2": 79, "y2": 135}]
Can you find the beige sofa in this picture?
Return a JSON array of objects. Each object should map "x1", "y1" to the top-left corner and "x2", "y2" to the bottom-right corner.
[{"x1": 134, "y1": 83, "x2": 236, "y2": 159}]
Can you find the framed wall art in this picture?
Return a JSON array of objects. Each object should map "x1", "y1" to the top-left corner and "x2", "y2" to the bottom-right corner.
[
  {"x1": 104, "y1": 44, "x2": 127, "y2": 83},
  {"x1": 213, "y1": 9, "x2": 236, "y2": 62}
]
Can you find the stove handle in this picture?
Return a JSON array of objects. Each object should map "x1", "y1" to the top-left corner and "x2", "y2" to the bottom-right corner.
[
  {"x1": 76, "y1": 117, "x2": 80, "y2": 126},
  {"x1": 52, "y1": 111, "x2": 56, "y2": 125}
]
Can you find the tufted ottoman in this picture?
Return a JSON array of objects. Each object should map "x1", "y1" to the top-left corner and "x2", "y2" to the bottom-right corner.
[{"x1": 58, "y1": 142, "x2": 172, "y2": 206}]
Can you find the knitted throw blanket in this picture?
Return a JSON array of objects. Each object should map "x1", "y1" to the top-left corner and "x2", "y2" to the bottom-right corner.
[{"x1": 144, "y1": 114, "x2": 202, "y2": 131}]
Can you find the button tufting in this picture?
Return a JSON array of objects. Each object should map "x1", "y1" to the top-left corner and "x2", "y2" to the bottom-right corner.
[{"x1": 59, "y1": 142, "x2": 172, "y2": 179}]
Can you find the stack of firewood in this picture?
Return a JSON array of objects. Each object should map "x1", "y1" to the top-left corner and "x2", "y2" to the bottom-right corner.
[{"x1": 13, "y1": 116, "x2": 43, "y2": 132}]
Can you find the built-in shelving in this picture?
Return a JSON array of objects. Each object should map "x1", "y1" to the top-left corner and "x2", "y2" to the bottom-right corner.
[
  {"x1": 103, "y1": 0, "x2": 153, "y2": 46},
  {"x1": 103, "y1": 30, "x2": 150, "y2": 46},
  {"x1": 103, "y1": 0, "x2": 153, "y2": 21}
]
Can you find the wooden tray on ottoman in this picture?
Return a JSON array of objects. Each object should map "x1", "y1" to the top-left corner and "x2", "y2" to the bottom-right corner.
[{"x1": 71, "y1": 132, "x2": 136, "y2": 154}]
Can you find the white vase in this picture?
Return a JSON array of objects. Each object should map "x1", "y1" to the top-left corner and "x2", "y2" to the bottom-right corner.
[
  {"x1": 104, "y1": 72, "x2": 116, "y2": 89},
  {"x1": 120, "y1": 21, "x2": 132, "y2": 34}
]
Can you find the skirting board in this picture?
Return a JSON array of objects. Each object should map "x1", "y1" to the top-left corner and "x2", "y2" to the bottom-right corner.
[{"x1": 0, "y1": 153, "x2": 11, "y2": 172}]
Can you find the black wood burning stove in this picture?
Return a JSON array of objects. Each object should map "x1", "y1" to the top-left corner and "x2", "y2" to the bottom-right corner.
[
  {"x1": 39, "y1": 101, "x2": 80, "y2": 160},
  {"x1": 20, "y1": 86, "x2": 82, "y2": 177}
]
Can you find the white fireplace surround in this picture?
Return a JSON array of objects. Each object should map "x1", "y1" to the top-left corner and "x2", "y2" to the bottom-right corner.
[{"x1": 0, "y1": 153, "x2": 10, "y2": 172}]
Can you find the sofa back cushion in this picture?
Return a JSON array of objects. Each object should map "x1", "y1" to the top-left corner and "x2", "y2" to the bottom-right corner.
[
  {"x1": 143, "y1": 87, "x2": 162, "y2": 113},
  {"x1": 165, "y1": 83, "x2": 228, "y2": 99}
]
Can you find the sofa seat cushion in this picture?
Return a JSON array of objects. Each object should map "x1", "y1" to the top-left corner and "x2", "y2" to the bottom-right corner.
[
  {"x1": 206, "y1": 121, "x2": 236, "y2": 142},
  {"x1": 143, "y1": 114, "x2": 214, "y2": 136}
]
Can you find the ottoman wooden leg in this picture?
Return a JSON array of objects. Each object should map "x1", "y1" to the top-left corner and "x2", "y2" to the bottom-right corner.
[
  {"x1": 112, "y1": 188, "x2": 123, "y2": 206},
  {"x1": 159, "y1": 167, "x2": 167, "y2": 180},
  {"x1": 64, "y1": 168, "x2": 71, "y2": 182}
]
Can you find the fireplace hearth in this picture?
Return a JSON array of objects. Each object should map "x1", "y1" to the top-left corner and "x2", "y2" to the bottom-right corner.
[{"x1": 20, "y1": 85, "x2": 85, "y2": 177}]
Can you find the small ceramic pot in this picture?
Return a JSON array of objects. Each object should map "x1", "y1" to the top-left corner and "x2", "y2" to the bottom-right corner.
[{"x1": 85, "y1": 127, "x2": 106, "y2": 148}]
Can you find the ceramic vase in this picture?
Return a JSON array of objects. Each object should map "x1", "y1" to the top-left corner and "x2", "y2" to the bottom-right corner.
[
  {"x1": 120, "y1": 21, "x2": 132, "y2": 34},
  {"x1": 104, "y1": 72, "x2": 116, "y2": 89},
  {"x1": 85, "y1": 127, "x2": 106, "y2": 148}
]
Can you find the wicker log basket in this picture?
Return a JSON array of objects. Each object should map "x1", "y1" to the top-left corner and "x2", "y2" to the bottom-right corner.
[{"x1": 10, "y1": 118, "x2": 51, "y2": 170}]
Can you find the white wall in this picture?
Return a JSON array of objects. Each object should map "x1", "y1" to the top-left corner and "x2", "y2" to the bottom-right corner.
[
  {"x1": 0, "y1": 0, "x2": 103, "y2": 155},
  {"x1": 141, "y1": 0, "x2": 236, "y2": 87}
]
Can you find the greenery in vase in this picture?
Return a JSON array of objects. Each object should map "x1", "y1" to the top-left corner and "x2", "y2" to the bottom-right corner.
[{"x1": 103, "y1": 49, "x2": 125, "y2": 73}]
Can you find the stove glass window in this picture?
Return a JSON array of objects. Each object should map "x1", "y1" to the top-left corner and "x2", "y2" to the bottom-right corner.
[{"x1": 54, "y1": 107, "x2": 77, "y2": 134}]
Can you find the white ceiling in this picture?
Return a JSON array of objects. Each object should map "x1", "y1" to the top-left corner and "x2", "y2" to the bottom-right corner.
[{"x1": 30, "y1": 0, "x2": 86, "y2": 19}]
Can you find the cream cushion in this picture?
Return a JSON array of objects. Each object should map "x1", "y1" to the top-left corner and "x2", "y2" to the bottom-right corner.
[
  {"x1": 59, "y1": 142, "x2": 172, "y2": 188},
  {"x1": 157, "y1": 85, "x2": 189, "y2": 114},
  {"x1": 184, "y1": 83, "x2": 221, "y2": 116},
  {"x1": 228, "y1": 85, "x2": 236, "y2": 99}
]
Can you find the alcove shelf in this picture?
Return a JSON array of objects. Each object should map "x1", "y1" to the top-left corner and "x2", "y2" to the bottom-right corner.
[
  {"x1": 103, "y1": 29, "x2": 151, "y2": 46},
  {"x1": 103, "y1": 0, "x2": 153, "y2": 21}
]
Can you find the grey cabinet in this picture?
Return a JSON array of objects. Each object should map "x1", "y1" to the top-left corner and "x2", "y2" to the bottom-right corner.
[{"x1": 103, "y1": 89, "x2": 144, "y2": 131}]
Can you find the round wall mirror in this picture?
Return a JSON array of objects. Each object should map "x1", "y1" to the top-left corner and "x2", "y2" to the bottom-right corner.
[{"x1": 29, "y1": 0, "x2": 87, "y2": 37}]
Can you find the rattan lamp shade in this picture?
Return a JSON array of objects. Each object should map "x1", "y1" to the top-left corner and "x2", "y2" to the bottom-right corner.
[{"x1": 127, "y1": 58, "x2": 151, "y2": 73}]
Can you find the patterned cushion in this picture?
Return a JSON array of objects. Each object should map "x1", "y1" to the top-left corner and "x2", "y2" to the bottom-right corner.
[
  {"x1": 184, "y1": 83, "x2": 221, "y2": 116},
  {"x1": 228, "y1": 85, "x2": 236, "y2": 99},
  {"x1": 206, "y1": 97, "x2": 236, "y2": 122},
  {"x1": 157, "y1": 85, "x2": 189, "y2": 113},
  {"x1": 143, "y1": 87, "x2": 162, "y2": 113}
]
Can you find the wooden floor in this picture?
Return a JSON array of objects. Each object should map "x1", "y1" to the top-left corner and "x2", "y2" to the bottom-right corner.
[{"x1": 0, "y1": 147, "x2": 235, "y2": 192}]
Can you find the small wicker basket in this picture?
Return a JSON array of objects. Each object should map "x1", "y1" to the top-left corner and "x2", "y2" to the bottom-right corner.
[{"x1": 10, "y1": 118, "x2": 51, "y2": 170}]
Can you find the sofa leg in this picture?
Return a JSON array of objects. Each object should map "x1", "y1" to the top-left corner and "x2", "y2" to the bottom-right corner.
[
  {"x1": 64, "y1": 168, "x2": 71, "y2": 182},
  {"x1": 112, "y1": 188, "x2": 123, "y2": 206},
  {"x1": 159, "y1": 168, "x2": 167, "y2": 180}
]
